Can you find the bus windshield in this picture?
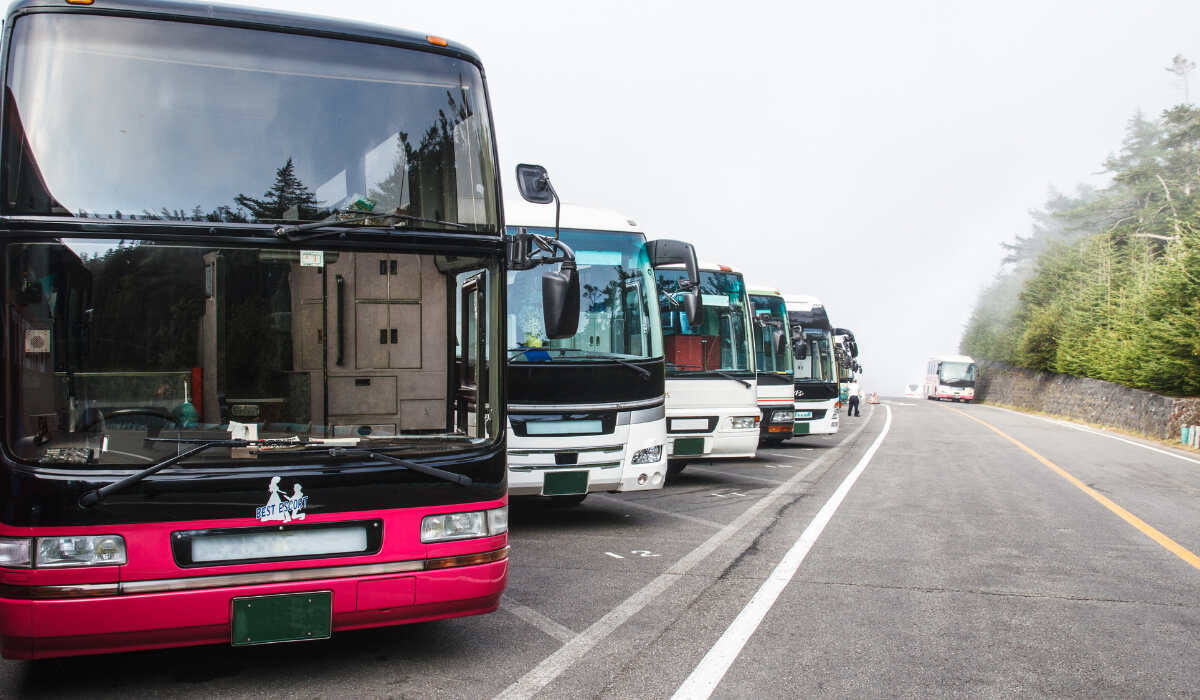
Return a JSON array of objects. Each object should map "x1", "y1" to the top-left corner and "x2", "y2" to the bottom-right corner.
[
  {"x1": 657, "y1": 269, "x2": 751, "y2": 375},
  {"x1": 3, "y1": 13, "x2": 497, "y2": 230},
  {"x1": 939, "y1": 362, "x2": 977, "y2": 386},
  {"x1": 7, "y1": 239, "x2": 500, "y2": 466},
  {"x1": 506, "y1": 228, "x2": 662, "y2": 361},
  {"x1": 749, "y1": 294, "x2": 791, "y2": 374},
  {"x1": 794, "y1": 327, "x2": 837, "y2": 384}
]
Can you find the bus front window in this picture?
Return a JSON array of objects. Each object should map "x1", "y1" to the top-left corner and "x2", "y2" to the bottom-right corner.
[
  {"x1": 795, "y1": 329, "x2": 836, "y2": 384},
  {"x1": 506, "y1": 229, "x2": 662, "y2": 361},
  {"x1": 3, "y1": 13, "x2": 497, "y2": 230},
  {"x1": 6, "y1": 240, "x2": 500, "y2": 466},
  {"x1": 657, "y1": 269, "x2": 751, "y2": 375},
  {"x1": 750, "y1": 294, "x2": 790, "y2": 373},
  {"x1": 938, "y1": 362, "x2": 977, "y2": 386}
]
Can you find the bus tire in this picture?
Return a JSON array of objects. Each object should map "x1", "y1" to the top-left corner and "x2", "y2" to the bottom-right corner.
[
  {"x1": 550, "y1": 494, "x2": 587, "y2": 506},
  {"x1": 667, "y1": 460, "x2": 689, "y2": 476}
]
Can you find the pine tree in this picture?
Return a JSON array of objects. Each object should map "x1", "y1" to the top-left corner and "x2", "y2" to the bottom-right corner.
[{"x1": 234, "y1": 157, "x2": 323, "y2": 222}]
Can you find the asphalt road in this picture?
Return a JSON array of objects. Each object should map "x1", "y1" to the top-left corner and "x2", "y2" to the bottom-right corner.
[{"x1": 5, "y1": 399, "x2": 1200, "y2": 698}]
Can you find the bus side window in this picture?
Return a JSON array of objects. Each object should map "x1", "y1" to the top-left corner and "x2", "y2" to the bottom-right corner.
[{"x1": 455, "y1": 272, "x2": 486, "y2": 437}]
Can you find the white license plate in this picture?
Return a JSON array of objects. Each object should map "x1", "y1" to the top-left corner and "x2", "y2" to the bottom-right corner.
[
  {"x1": 672, "y1": 418, "x2": 709, "y2": 431},
  {"x1": 526, "y1": 420, "x2": 603, "y2": 435},
  {"x1": 796, "y1": 411, "x2": 812, "y2": 419},
  {"x1": 192, "y1": 527, "x2": 368, "y2": 563}
]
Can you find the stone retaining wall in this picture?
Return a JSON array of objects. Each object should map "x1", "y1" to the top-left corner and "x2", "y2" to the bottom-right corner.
[{"x1": 975, "y1": 362, "x2": 1200, "y2": 440}]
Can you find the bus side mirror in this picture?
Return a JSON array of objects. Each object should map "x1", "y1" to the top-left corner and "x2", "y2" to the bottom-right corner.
[
  {"x1": 681, "y1": 292, "x2": 701, "y2": 328},
  {"x1": 793, "y1": 342, "x2": 808, "y2": 360},
  {"x1": 647, "y1": 238, "x2": 703, "y2": 326},
  {"x1": 516, "y1": 163, "x2": 554, "y2": 204},
  {"x1": 542, "y1": 262, "x2": 579, "y2": 339}
]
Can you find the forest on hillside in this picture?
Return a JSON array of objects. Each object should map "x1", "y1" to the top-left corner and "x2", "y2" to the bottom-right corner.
[{"x1": 960, "y1": 102, "x2": 1200, "y2": 396}]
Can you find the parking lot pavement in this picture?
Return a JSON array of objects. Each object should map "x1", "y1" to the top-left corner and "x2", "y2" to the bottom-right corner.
[{"x1": 0, "y1": 408, "x2": 886, "y2": 699}]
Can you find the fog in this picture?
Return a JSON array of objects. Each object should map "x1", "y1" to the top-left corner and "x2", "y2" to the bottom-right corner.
[{"x1": 230, "y1": 0, "x2": 1200, "y2": 392}]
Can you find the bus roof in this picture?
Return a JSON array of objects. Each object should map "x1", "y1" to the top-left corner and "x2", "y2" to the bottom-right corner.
[
  {"x1": 654, "y1": 260, "x2": 743, "y2": 275},
  {"x1": 784, "y1": 294, "x2": 832, "y2": 330},
  {"x1": 930, "y1": 354, "x2": 976, "y2": 364},
  {"x1": 504, "y1": 199, "x2": 641, "y2": 233},
  {"x1": 6, "y1": 0, "x2": 484, "y2": 65},
  {"x1": 747, "y1": 287, "x2": 784, "y2": 297}
]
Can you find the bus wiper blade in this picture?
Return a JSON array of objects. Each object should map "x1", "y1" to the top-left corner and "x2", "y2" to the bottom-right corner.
[
  {"x1": 389, "y1": 213, "x2": 470, "y2": 230},
  {"x1": 507, "y1": 347, "x2": 588, "y2": 360},
  {"x1": 78, "y1": 439, "x2": 249, "y2": 507},
  {"x1": 713, "y1": 370, "x2": 753, "y2": 388},
  {"x1": 274, "y1": 210, "x2": 468, "y2": 241},
  {"x1": 511, "y1": 347, "x2": 650, "y2": 378},
  {"x1": 328, "y1": 449, "x2": 472, "y2": 486},
  {"x1": 587, "y1": 354, "x2": 651, "y2": 379},
  {"x1": 673, "y1": 368, "x2": 752, "y2": 388}
]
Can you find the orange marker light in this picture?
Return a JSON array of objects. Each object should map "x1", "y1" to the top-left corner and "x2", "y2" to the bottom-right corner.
[
  {"x1": 426, "y1": 35, "x2": 448, "y2": 47},
  {"x1": 66, "y1": 0, "x2": 94, "y2": 4}
]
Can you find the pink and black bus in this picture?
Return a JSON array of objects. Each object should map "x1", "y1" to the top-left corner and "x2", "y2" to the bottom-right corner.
[{"x1": 0, "y1": 0, "x2": 577, "y2": 658}]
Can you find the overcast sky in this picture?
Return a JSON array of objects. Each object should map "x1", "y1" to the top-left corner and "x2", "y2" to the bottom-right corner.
[{"x1": 189, "y1": 1, "x2": 1200, "y2": 390}]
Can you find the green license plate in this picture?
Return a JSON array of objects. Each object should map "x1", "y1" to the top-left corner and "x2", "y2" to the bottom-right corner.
[
  {"x1": 793, "y1": 422, "x2": 810, "y2": 435},
  {"x1": 544, "y1": 470, "x2": 588, "y2": 496},
  {"x1": 673, "y1": 437, "x2": 705, "y2": 456},
  {"x1": 231, "y1": 591, "x2": 332, "y2": 646}
]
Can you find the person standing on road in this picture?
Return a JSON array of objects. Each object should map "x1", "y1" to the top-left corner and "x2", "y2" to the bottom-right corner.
[{"x1": 847, "y1": 379, "x2": 861, "y2": 417}]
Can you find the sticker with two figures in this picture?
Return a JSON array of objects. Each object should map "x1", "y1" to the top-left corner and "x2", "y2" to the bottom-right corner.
[{"x1": 256, "y1": 476, "x2": 308, "y2": 522}]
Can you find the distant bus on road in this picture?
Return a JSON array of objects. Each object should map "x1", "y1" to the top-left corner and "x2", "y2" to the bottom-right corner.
[{"x1": 924, "y1": 355, "x2": 978, "y2": 402}]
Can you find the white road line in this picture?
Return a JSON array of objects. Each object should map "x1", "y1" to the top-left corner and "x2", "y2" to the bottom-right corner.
[
  {"x1": 685, "y1": 466, "x2": 783, "y2": 485},
  {"x1": 501, "y1": 596, "x2": 577, "y2": 644},
  {"x1": 493, "y1": 408, "x2": 876, "y2": 700},
  {"x1": 979, "y1": 404, "x2": 1200, "y2": 467},
  {"x1": 758, "y1": 451, "x2": 817, "y2": 461},
  {"x1": 671, "y1": 405, "x2": 893, "y2": 700},
  {"x1": 591, "y1": 494, "x2": 724, "y2": 529}
]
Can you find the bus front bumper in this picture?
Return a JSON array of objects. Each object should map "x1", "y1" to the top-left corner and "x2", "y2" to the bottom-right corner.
[{"x1": 0, "y1": 550, "x2": 507, "y2": 659}]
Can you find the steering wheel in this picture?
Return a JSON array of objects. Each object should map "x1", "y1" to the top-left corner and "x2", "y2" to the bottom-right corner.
[{"x1": 79, "y1": 408, "x2": 182, "y2": 433}]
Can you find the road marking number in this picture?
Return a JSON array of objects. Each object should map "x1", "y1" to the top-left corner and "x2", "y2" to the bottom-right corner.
[{"x1": 606, "y1": 550, "x2": 662, "y2": 560}]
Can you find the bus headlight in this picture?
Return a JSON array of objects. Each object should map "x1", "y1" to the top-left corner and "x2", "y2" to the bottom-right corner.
[
  {"x1": 0, "y1": 537, "x2": 32, "y2": 568},
  {"x1": 631, "y1": 444, "x2": 662, "y2": 464},
  {"x1": 771, "y1": 410, "x2": 795, "y2": 423},
  {"x1": 36, "y1": 535, "x2": 126, "y2": 567},
  {"x1": 421, "y1": 506, "x2": 508, "y2": 543},
  {"x1": 730, "y1": 416, "x2": 760, "y2": 430}
]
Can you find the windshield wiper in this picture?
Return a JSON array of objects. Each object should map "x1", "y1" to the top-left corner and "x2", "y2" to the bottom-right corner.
[
  {"x1": 507, "y1": 347, "x2": 589, "y2": 359},
  {"x1": 672, "y1": 367, "x2": 752, "y2": 388},
  {"x1": 274, "y1": 210, "x2": 469, "y2": 241},
  {"x1": 511, "y1": 345, "x2": 652, "y2": 377},
  {"x1": 587, "y1": 354, "x2": 651, "y2": 378},
  {"x1": 711, "y1": 369, "x2": 752, "y2": 387},
  {"x1": 78, "y1": 439, "x2": 250, "y2": 507},
  {"x1": 328, "y1": 449, "x2": 472, "y2": 486}
]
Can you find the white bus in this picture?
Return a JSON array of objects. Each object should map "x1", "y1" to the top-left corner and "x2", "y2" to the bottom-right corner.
[
  {"x1": 504, "y1": 195, "x2": 699, "y2": 502},
  {"x1": 748, "y1": 286, "x2": 795, "y2": 446},
  {"x1": 785, "y1": 295, "x2": 840, "y2": 436},
  {"x1": 657, "y1": 263, "x2": 760, "y2": 475},
  {"x1": 924, "y1": 354, "x2": 978, "y2": 402}
]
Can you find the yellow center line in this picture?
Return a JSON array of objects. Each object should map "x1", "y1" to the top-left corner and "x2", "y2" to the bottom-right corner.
[{"x1": 944, "y1": 405, "x2": 1200, "y2": 572}]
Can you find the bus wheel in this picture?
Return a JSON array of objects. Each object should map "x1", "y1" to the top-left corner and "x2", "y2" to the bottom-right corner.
[
  {"x1": 667, "y1": 460, "x2": 689, "y2": 476},
  {"x1": 550, "y1": 494, "x2": 587, "y2": 506}
]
